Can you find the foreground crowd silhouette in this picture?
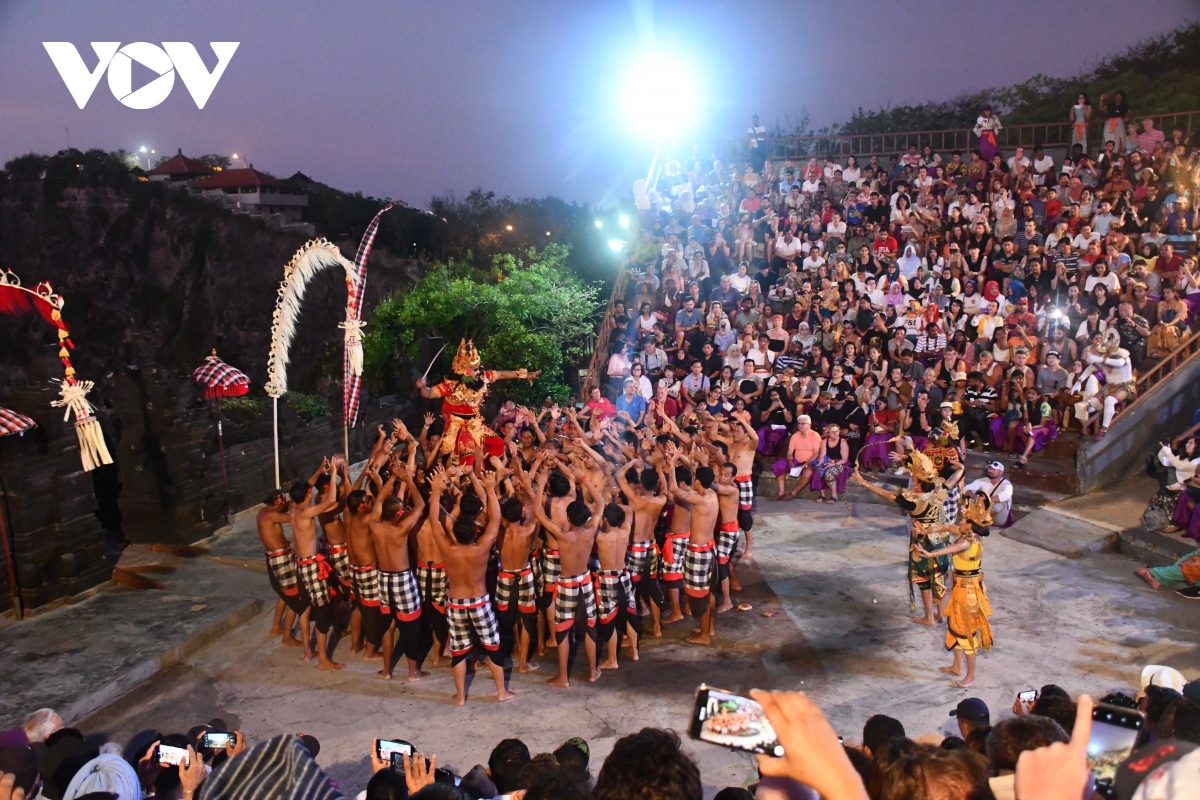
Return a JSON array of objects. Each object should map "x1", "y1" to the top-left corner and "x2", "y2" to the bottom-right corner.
[{"x1": 4, "y1": 664, "x2": 1200, "y2": 800}]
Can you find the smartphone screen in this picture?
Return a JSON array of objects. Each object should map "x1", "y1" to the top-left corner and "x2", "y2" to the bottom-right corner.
[
  {"x1": 1087, "y1": 704, "x2": 1144, "y2": 785},
  {"x1": 202, "y1": 732, "x2": 234, "y2": 750},
  {"x1": 1017, "y1": 690, "x2": 1038, "y2": 712},
  {"x1": 688, "y1": 685, "x2": 783, "y2": 757},
  {"x1": 377, "y1": 739, "x2": 414, "y2": 762},
  {"x1": 158, "y1": 744, "x2": 190, "y2": 768}
]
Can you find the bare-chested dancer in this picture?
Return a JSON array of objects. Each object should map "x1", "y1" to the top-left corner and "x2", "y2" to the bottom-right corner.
[
  {"x1": 713, "y1": 462, "x2": 742, "y2": 613},
  {"x1": 370, "y1": 444, "x2": 429, "y2": 682},
  {"x1": 718, "y1": 413, "x2": 758, "y2": 560},
  {"x1": 595, "y1": 500, "x2": 638, "y2": 668},
  {"x1": 616, "y1": 458, "x2": 667, "y2": 637},
  {"x1": 496, "y1": 488, "x2": 540, "y2": 673},
  {"x1": 290, "y1": 461, "x2": 344, "y2": 670},
  {"x1": 531, "y1": 469, "x2": 603, "y2": 688},
  {"x1": 414, "y1": 477, "x2": 450, "y2": 668},
  {"x1": 428, "y1": 467, "x2": 515, "y2": 705},
  {"x1": 666, "y1": 453, "x2": 721, "y2": 645},
  {"x1": 345, "y1": 465, "x2": 396, "y2": 661},
  {"x1": 313, "y1": 458, "x2": 352, "y2": 607},
  {"x1": 257, "y1": 490, "x2": 307, "y2": 648}
]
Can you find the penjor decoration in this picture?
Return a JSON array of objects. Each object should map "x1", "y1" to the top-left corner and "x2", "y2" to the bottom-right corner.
[
  {"x1": 264, "y1": 239, "x2": 358, "y2": 486},
  {"x1": 342, "y1": 203, "x2": 395, "y2": 433},
  {"x1": 415, "y1": 338, "x2": 541, "y2": 467},
  {"x1": 0, "y1": 270, "x2": 111, "y2": 472}
]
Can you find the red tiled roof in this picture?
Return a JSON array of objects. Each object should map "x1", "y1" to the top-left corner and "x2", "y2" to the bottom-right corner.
[
  {"x1": 193, "y1": 167, "x2": 282, "y2": 189},
  {"x1": 147, "y1": 150, "x2": 213, "y2": 177}
]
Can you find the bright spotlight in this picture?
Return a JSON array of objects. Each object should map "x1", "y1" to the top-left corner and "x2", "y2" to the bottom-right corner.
[
  {"x1": 619, "y1": 216, "x2": 630, "y2": 229},
  {"x1": 618, "y1": 53, "x2": 699, "y2": 142},
  {"x1": 594, "y1": 220, "x2": 603, "y2": 229},
  {"x1": 505, "y1": 224, "x2": 513, "y2": 231},
  {"x1": 139, "y1": 146, "x2": 147, "y2": 153},
  {"x1": 607, "y1": 239, "x2": 627, "y2": 252}
]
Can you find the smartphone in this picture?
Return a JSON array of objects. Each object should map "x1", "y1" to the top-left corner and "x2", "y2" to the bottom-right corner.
[
  {"x1": 157, "y1": 744, "x2": 190, "y2": 768},
  {"x1": 376, "y1": 739, "x2": 414, "y2": 762},
  {"x1": 1087, "y1": 703, "x2": 1145, "y2": 793},
  {"x1": 1017, "y1": 689, "x2": 1038, "y2": 712},
  {"x1": 435, "y1": 768, "x2": 461, "y2": 787},
  {"x1": 688, "y1": 684, "x2": 783, "y2": 757},
  {"x1": 202, "y1": 732, "x2": 236, "y2": 750}
]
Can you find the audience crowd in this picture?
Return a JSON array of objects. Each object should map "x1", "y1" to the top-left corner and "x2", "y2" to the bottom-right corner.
[
  {"x1": 606, "y1": 104, "x2": 1200, "y2": 491},
  {"x1": 3, "y1": 664, "x2": 1198, "y2": 800}
]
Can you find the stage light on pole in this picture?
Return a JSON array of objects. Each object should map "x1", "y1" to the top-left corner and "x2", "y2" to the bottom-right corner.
[
  {"x1": 619, "y1": 216, "x2": 630, "y2": 229},
  {"x1": 618, "y1": 52, "x2": 698, "y2": 143},
  {"x1": 607, "y1": 239, "x2": 627, "y2": 252}
]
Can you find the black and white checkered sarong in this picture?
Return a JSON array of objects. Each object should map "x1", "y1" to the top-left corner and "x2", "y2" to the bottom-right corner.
[
  {"x1": 943, "y1": 485, "x2": 960, "y2": 526},
  {"x1": 326, "y1": 543, "x2": 352, "y2": 587},
  {"x1": 553, "y1": 573, "x2": 597, "y2": 632},
  {"x1": 296, "y1": 555, "x2": 331, "y2": 607},
  {"x1": 379, "y1": 569, "x2": 422, "y2": 621},
  {"x1": 715, "y1": 522, "x2": 740, "y2": 565},
  {"x1": 447, "y1": 595, "x2": 500, "y2": 656},
  {"x1": 625, "y1": 541, "x2": 654, "y2": 582},
  {"x1": 735, "y1": 475, "x2": 754, "y2": 512},
  {"x1": 495, "y1": 565, "x2": 536, "y2": 613},
  {"x1": 351, "y1": 564, "x2": 381, "y2": 607},
  {"x1": 416, "y1": 561, "x2": 447, "y2": 613},
  {"x1": 265, "y1": 547, "x2": 299, "y2": 594},
  {"x1": 540, "y1": 549, "x2": 562, "y2": 592},
  {"x1": 596, "y1": 569, "x2": 636, "y2": 624},
  {"x1": 661, "y1": 533, "x2": 689, "y2": 581},
  {"x1": 683, "y1": 541, "x2": 715, "y2": 598}
]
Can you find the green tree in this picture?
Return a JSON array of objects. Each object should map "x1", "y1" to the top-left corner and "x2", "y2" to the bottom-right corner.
[{"x1": 362, "y1": 243, "x2": 601, "y2": 404}]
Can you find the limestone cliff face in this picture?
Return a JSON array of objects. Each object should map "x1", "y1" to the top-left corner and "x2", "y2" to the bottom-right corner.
[{"x1": 0, "y1": 158, "x2": 419, "y2": 611}]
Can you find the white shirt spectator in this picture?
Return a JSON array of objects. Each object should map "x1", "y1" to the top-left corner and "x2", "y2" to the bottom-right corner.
[
  {"x1": 1084, "y1": 272, "x2": 1120, "y2": 294},
  {"x1": 965, "y1": 477, "x2": 1013, "y2": 505},
  {"x1": 826, "y1": 220, "x2": 847, "y2": 239},
  {"x1": 802, "y1": 178, "x2": 821, "y2": 194},
  {"x1": 803, "y1": 252, "x2": 826, "y2": 272},
  {"x1": 1007, "y1": 154, "x2": 1031, "y2": 172},
  {"x1": 729, "y1": 272, "x2": 752, "y2": 293},
  {"x1": 1032, "y1": 154, "x2": 1055, "y2": 185},
  {"x1": 1072, "y1": 231, "x2": 1100, "y2": 250},
  {"x1": 774, "y1": 236, "x2": 803, "y2": 261}
]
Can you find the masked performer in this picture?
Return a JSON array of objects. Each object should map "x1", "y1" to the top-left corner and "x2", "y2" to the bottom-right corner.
[
  {"x1": 852, "y1": 450, "x2": 950, "y2": 627},
  {"x1": 915, "y1": 494, "x2": 994, "y2": 688},
  {"x1": 415, "y1": 339, "x2": 541, "y2": 467}
]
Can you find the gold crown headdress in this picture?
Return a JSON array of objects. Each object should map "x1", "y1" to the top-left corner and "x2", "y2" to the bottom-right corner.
[
  {"x1": 452, "y1": 338, "x2": 481, "y2": 374},
  {"x1": 962, "y1": 493, "x2": 994, "y2": 528},
  {"x1": 938, "y1": 420, "x2": 960, "y2": 442},
  {"x1": 905, "y1": 449, "x2": 939, "y2": 484}
]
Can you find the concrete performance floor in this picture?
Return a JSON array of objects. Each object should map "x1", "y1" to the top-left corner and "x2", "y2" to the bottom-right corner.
[{"x1": 78, "y1": 504, "x2": 1200, "y2": 797}]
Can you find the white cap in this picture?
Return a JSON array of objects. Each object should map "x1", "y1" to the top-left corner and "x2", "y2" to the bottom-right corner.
[
  {"x1": 987, "y1": 461, "x2": 1005, "y2": 473},
  {"x1": 1141, "y1": 664, "x2": 1186, "y2": 693}
]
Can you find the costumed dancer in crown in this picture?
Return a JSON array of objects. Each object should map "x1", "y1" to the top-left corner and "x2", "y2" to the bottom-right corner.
[
  {"x1": 851, "y1": 449, "x2": 951, "y2": 627},
  {"x1": 415, "y1": 339, "x2": 541, "y2": 467},
  {"x1": 914, "y1": 494, "x2": 995, "y2": 688},
  {"x1": 923, "y1": 417, "x2": 966, "y2": 526}
]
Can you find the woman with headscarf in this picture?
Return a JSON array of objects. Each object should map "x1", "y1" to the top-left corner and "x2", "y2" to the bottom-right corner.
[{"x1": 896, "y1": 244, "x2": 923, "y2": 281}]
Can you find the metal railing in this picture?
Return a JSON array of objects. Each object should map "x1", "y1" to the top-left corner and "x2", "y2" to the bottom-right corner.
[
  {"x1": 582, "y1": 261, "x2": 632, "y2": 398},
  {"x1": 713, "y1": 108, "x2": 1200, "y2": 163}
]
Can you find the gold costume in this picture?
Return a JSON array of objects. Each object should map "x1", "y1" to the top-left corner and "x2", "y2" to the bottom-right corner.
[{"x1": 944, "y1": 541, "x2": 992, "y2": 654}]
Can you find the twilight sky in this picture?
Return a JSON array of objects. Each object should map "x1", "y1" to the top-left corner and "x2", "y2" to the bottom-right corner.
[{"x1": 0, "y1": 0, "x2": 1195, "y2": 207}]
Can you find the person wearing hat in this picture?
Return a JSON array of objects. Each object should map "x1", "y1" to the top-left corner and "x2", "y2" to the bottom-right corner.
[
  {"x1": 964, "y1": 461, "x2": 1013, "y2": 527},
  {"x1": 949, "y1": 698, "x2": 992, "y2": 740}
]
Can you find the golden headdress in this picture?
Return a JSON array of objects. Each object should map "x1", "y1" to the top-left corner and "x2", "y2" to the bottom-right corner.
[
  {"x1": 938, "y1": 420, "x2": 960, "y2": 442},
  {"x1": 452, "y1": 338, "x2": 481, "y2": 374},
  {"x1": 905, "y1": 449, "x2": 939, "y2": 484},
  {"x1": 962, "y1": 493, "x2": 994, "y2": 528}
]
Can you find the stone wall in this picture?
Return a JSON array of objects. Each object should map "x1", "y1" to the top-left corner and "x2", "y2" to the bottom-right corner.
[{"x1": 0, "y1": 355, "x2": 398, "y2": 614}]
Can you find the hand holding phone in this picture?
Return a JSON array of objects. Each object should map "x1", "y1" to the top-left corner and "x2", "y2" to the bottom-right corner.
[
  {"x1": 1014, "y1": 690, "x2": 1038, "y2": 715},
  {"x1": 376, "y1": 738, "x2": 414, "y2": 763},
  {"x1": 201, "y1": 732, "x2": 237, "y2": 750},
  {"x1": 157, "y1": 744, "x2": 190, "y2": 768}
]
